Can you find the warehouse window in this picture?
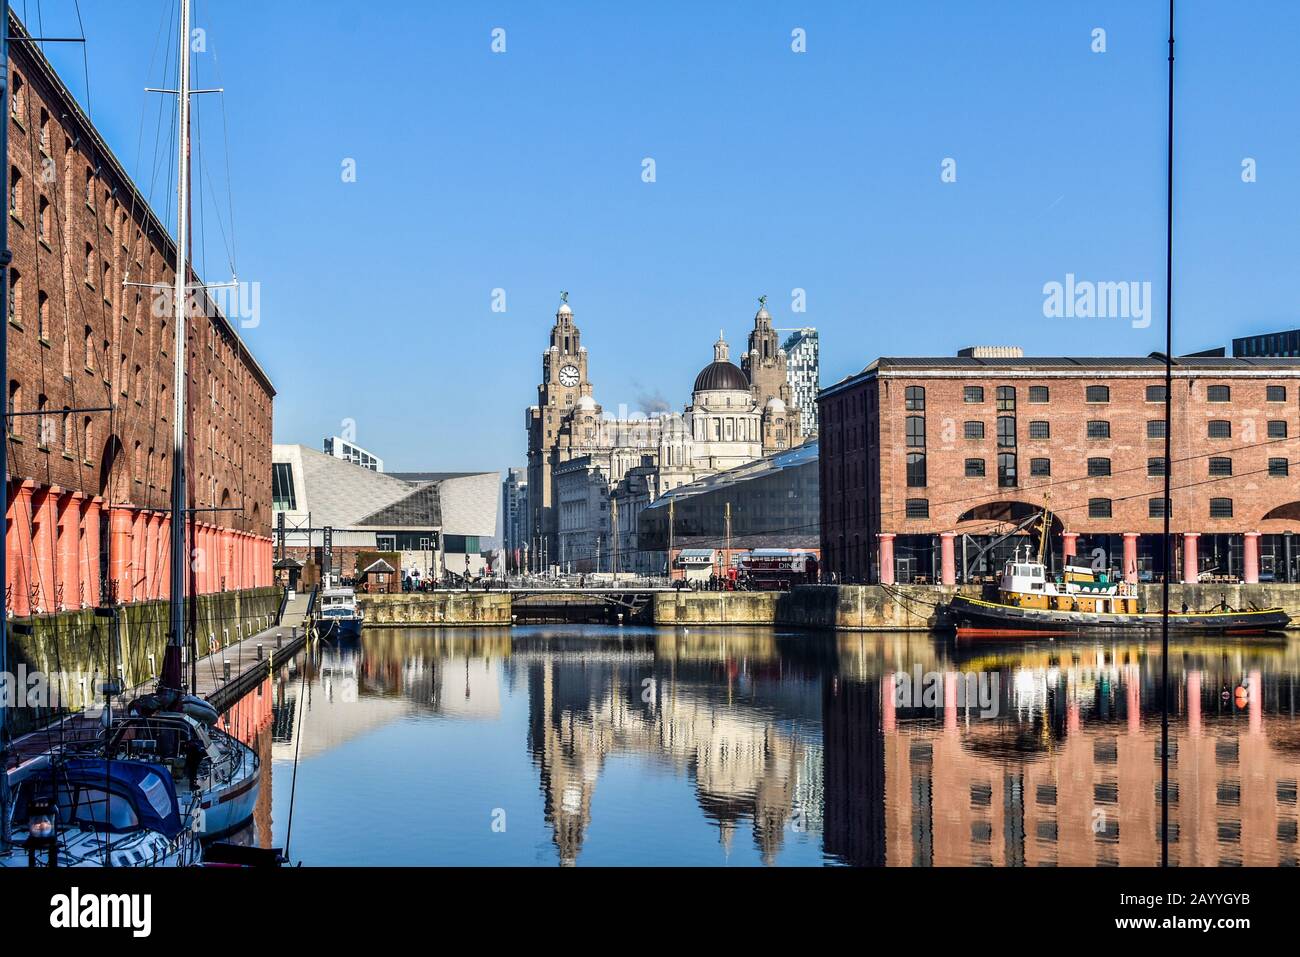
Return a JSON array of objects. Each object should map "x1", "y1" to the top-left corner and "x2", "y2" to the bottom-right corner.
[
  {"x1": 1266, "y1": 385, "x2": 1286, "y2": 402},
  {"x1": 997, "y1": 416, "x2": 1016, "y2": 448},
  {"x1": 1146, "y1": 385, "x2": 1167, "y2": 402},
  {"x1": 1208, "y1": 457, "x2": 1233, "y2": 477},
  {"x1": 963, "y1": 386, "x2": 984, "y2": 404},
  {"x1": 1087, "y1": 420, "x2": 1110, "y2": 439},
  {"x1": 964, "y1": 421, "x2": 984, "y2": 439},
  {"x1": 1148, "y1": 457, "x2": 1166, "y2": 477},
  {"x1": 1269, "y1": 458, "x2": 1290, "y2": 477},
  {"x1": 1030, "y1": 457, "x2": 1051, "y2": 477},
  {"x1": 1086, "y1": 385, "x2": 1110, "y2": 403},
  {"x1": 997, "y1": 452, "x2": 1017, "y2": 488},
  {"x1": 1028, "y1": 421, "x2": 1050, "y2": 439},
  {"x1": 1267, "y1": 420, "x2": 1288, "y2": 439},
  {"x1": 1207, "y1": 385, "x2": 1231, "y2": 403},
  {"x1": 1087, "y1": 457, "x2": 1111, "y2": 477},
  {"x1": 1147, "y1": 420, "x2": 1167, "y2": 439},
  {"x1": 996, "y1": 386, "x2": 1016, "y2": 412},
  {"x1": 1207, "y1": 420, "x2": 1231, "y2": 439},
  {"x1": 906, "y1": 452, "x2": 927, "y2": 487},
  {"x1": 1209, "y1": 498, "x2": 1233, "y2": 519},
  {"x1": 1149, "y1": 498, "x2": 1170, "y2": 519},
  {"x1": 1028, "y1": 386, "x2": 1049, "y2": 403},
  {"x1": 964, "y1": 458, "x2": 985, "y2": 477},
  {"x1": 904, "y1": 386, "x2": 925, "y2": 411},
  {"x1": 905, "y1": 498, "x2": 929, "y2": 519},
  {"x1": 1088, "y1": 498, "x2": 1112, "y2": 519},
  {"x1": 905, "y1": 415, "x2": 926, "y2": 447}
]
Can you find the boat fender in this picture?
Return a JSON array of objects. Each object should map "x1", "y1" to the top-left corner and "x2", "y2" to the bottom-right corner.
[{"x1": 180, "y1": 694, "x2": 220, "y2": 726}]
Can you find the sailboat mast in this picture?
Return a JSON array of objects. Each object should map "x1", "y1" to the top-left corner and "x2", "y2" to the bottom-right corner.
[{"x1": 162, "y1": 0, "x2": 191, "y2": 688}]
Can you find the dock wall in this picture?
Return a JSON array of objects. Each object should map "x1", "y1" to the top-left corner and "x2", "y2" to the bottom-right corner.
[
  {"x1": 358, "y1": 591, "x2": 513, "y2": 626},
  {"x1": 651, "y1": 583, "x2": 1300, "y2": 632},
  {"x1": 3, "y1": 586, "x2": 282, "y2": 732}
]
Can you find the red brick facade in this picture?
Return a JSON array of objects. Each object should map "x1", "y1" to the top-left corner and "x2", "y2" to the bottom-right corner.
[
  {"x1": 4, "y1": 28, "x2": 274, "y2": 616},
  {"x1": 819, "y1": 357, "x2": 1300, "y2": 585}
]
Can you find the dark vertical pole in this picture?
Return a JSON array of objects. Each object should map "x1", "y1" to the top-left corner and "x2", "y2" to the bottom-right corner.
[
  {"x1": 0, "y1": 0, "x2": 12, "y2": 852},
  {"x1": 1161, "y1": 0, "x2": 1175, "y2": 869}
]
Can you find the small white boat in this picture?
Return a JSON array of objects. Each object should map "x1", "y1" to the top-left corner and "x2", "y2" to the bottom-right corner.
[{"x1": 317, "y1": 587, "x2": 364, "y2": 640}]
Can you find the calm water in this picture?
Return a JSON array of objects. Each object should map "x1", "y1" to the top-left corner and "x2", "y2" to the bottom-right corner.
[{"x1": 221, "y1": 625, "x2": 1300, "y2": 866}]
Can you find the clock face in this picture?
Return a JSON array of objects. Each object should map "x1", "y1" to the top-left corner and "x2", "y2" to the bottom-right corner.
[{"x1": 559, "y1": 365, "x2": 580, "y2": 387}]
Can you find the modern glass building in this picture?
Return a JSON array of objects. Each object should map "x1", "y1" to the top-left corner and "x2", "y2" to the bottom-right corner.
[
  {"x1": 639, "y1": 440, "x2": 819, "y2": 554},
  {"x1": 1234, "y1": 329, "x2": 1300, "y2": 358}
]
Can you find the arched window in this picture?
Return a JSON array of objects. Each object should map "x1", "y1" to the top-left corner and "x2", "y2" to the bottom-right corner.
[
  {"x1": 9, "y1": 166, "x2": 22, "y2": 218},
  {"x1": 37, "y1": 393, "x2": 51, "y2": 447},
  {"x1": 37, "y1": 195, "x2": 50, "y2": 243},
  {"x1": 37, "y1": 290, "x2": 48, "y2": 340},
  {"x1": 84, "y1": 241, "x2": 94, "y2": 284},
  {"x1": 8, "y1": 267, "x2": 20, "y2": 325},
  {"x1": 10, "y1": 71, "x2": 23, "y2": 118},
  {"x1": 7, "y1": 381, "x2": 19, "y2": 437},
  {"x1": 82, "y1": 416, "x2": 92, "y2": 456},
  {"x1": 84, "y1": 325, "x2": 95, "y2": 370},
  {"x1": 62, "y1": 407, "x2": 72, "y2": 452}
]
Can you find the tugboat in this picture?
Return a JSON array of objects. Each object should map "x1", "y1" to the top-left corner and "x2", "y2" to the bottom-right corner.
[{"x1": 946, "y1": 507, "x2": 1292, "y2": 639}]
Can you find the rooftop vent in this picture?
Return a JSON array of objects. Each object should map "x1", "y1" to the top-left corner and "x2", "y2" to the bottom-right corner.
[{"x1": 957, "y1": 346, "x2": 1025, "y2": 358}]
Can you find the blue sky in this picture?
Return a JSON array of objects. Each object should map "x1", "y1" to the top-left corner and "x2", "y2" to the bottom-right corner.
[{"x1": 29, "y1": 0, "x2": 1300, "y2": 471}]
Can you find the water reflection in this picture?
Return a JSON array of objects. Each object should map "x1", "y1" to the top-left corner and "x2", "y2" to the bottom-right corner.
[{"x1": 236, "y1": 626, "x2": 1300, "y2": 866}]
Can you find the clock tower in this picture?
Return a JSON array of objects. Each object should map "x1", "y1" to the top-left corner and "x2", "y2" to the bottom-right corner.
[{"x1": 526, "y1": 294, "x2": 593, "y2": 567}]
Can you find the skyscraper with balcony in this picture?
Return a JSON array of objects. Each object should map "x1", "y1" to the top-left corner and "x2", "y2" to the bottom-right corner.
[{"x1": 783, "y1": 328, "x2": 820, "y2": 435}]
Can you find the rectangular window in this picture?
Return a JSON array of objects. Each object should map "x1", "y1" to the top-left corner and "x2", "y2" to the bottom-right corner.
[
  {"x1": 1146, "y1": 385, "x2": 1167, "y2": 402},
  {"x1": 1087, "y1": 420, "x2": 1110, "y2": 439},
  {"x1": 996, "y1": 386, "x2": 1016, "y2": 412},
  {"x1": 906, "y1": 415, "x2": 926, "y2": 447},
  {"x1": 1087, "y1": 457, "x2": 1111, "y2": 477},
  {"x1": 997, "y1": 452, "x2": 1017, "y2": 488},
  {"x1": 1148, "y1": 457, "x2": 1166, "y2": 477},
  {"x1": 1207, "y1": 385, "x2": 1231, "y2": 403},
  {"x1": 1086, "y1": 385, "x2": 1110, "y2": 403},
  {"x1": 964, "y1": 458, "x2": 985, "y2": 478},
  {"x1": 997, "y1": 416, "x2": 1016, "y2": 448},
  {"x1": 905, "y1": 498, "x2": 929, "y2": 519},
  {"x1": 271, "y1": 462, "x2": 297, "y2": 511},
  {"x1": 1208, "y1": 420, "x2": 1231, "y2": 439},
  {"x1": 1269, "y1": 458, "x2": 1290, "y2": 477},
  {"x1": 906, "y1": 452, "x2": 927, "y2": 487},
  {"x1": 904, "y1": 385, "x2": 925, "y2": 411},
  {"x1": 1268, "y1": 420, "x2": 1288, "y2": 439},
  {"x1": 1028, "y1": 386, "x2": 1049, "y2": 403},
  {"x1": 1209, "y1": 498, "x2": 1233, "y2": 519},
  {"x1": 964, "y1": 421, "x2": 985, "y2": 439},
  {"x1": 1208, "y1": 457, "x2": 1233, "y2": 477},
  {"x1": 1030, "y1": 457, "x2": 1050, "y2": 477},
  {"x1": 963, "y1": 386, "x2": 984, "y2": 404},
  {"x1": 1267, "y1": 385, "x2": 1286, "y2": 402},
  {"x1": 1149, "y1": 498, "x2": 1170, "y2": 519},
  {"x1": 1028, "y1": 421, "x2": 1050, "y2": 439},
  {"x1": 1147, "y1": 420, "x2": 1167, "y2": 439},
  {"x1": 1088, "y1": 498, "x2": 1113, "y2": 519}
]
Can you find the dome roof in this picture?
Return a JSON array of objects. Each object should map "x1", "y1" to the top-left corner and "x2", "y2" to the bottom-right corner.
[
  {"x1": 766, "y1": 396, "x2": 786, "y2": 411},
  {"x1": 693, "y1": 360, "x2": 750, "y2": 393},
  {"x1": 576, "y1": 394, "x2": 597, "y2": 411},
  {"x1": 557, "y1": 303, "x2": 572, "y2": 316}
]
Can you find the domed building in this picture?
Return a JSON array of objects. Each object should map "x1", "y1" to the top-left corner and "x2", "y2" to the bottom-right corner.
[
  {"x1": 526, "y1": 294, "x2": 804, "y2": 574},
  {"x1": 683, "y1": 333, "x2": 763, "y2": 470}
]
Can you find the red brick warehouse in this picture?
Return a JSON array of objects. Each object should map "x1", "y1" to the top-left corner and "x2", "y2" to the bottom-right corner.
[
  {"x1": 818, "y1": 352, "x2": 1300, "y2": 586},
  {"x1": 4, "y1": 17, "x2": 274, "y2": 617}
]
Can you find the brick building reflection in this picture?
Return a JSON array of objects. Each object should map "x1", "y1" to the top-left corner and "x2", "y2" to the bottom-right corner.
[{"x1": 842, "y1": 641, "x2": 1300, "y2": 867}]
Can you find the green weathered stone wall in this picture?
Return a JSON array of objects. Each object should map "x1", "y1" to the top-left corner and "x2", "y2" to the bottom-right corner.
[
  {"x1": 358, "y1": 592, "x2": 512, "y2": 626},
  {"x1": 3, "y1": 586, "x2": 280, "y2": 733}
]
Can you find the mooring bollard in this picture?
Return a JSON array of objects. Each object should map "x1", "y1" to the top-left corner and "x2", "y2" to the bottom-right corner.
[
  {"x1": 257, "y1": 643, "x2": 264, "y2": 661},
  {"x1": 223, "y1": 659, "x2": 231, "y2": 681}
]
